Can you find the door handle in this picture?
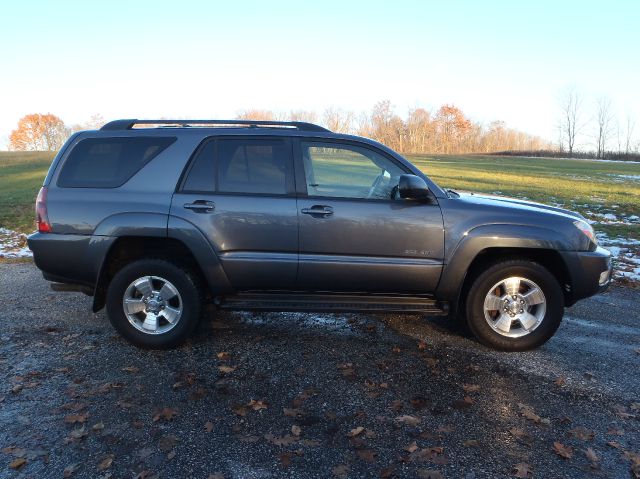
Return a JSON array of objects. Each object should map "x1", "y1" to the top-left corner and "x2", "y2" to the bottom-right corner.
[
  {"x1": 183, "y1": 200, "x2": 215, "y2": 213},
  {"x1": 301, "y1": 205, "x2": 333, "y2": 217}
]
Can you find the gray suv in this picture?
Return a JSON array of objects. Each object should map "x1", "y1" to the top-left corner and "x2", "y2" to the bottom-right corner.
[{"x1": 28, "y1": 119, "x2": 612, "y2": 351}]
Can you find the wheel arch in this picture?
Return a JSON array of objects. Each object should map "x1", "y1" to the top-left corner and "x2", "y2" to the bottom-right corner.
[
  {"x1": 436, "y1": 223, "x2": 576, "y2": 319},
  {"x1": 92, "y1": 230, "x2": 233, "y2": 312}
]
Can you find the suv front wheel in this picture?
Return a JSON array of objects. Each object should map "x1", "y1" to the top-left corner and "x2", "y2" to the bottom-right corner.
[
  {"x1": 106, "y1": 259, "x2": 202, "y2": 349},
  {"x1": 465, "y1": 260, "x2": 564, "y2": 351}
]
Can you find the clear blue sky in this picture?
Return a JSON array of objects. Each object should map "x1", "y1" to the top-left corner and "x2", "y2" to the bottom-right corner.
[{"x1": 1, "y1": 0, "x2": 638, "y2": 149}]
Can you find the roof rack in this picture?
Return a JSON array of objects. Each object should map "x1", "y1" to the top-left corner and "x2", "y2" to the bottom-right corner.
[{"x1": 100, "y1": 119, "x2": 330, "y2": 132}]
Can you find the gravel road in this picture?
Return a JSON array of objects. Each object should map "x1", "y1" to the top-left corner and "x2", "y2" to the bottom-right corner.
[{"x1": 0, "y1": 262, "x2": 639, "y2": 478}]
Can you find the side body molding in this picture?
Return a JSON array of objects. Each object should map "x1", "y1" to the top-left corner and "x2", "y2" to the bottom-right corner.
[
  {"x1": 436, "y1": 224, "x2": 573, "y2": 300},
  {"x1": 167, "y1": 216, "x2": 234, "y2": 294}
]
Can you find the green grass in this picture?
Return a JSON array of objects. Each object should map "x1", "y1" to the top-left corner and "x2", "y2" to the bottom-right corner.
[
  {"x1": 407, "y1": 154, "x2": 640, "y2": 241},
  {"x1": 0, "y1": 151, "x2": 638, "y2": 242},
  {"x1": 0, "y1": 151, "x2": 54, "y2": 233}
]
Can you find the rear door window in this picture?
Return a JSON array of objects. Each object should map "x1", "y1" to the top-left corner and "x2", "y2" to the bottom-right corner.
[
  {"x1": 218, "y1": 139, "x2": 289, "y2": 195},
  {"x1": 57, "y1": 137, "x2": 175, "y2": 188}
]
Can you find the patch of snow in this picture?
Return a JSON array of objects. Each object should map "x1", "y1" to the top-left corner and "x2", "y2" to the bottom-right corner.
[{"x1": 0, "y1": 228, "x2": 32, "y2": 259}]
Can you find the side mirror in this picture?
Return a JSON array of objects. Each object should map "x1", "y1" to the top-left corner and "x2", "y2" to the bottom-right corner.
[{"x1": 398, "y1": 174, "x2": 431, "y2": 200}]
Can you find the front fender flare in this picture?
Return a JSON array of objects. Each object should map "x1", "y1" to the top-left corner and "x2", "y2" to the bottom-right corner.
[{"x1": 436, "y1": 224, "x2": 572, "y2": 301}]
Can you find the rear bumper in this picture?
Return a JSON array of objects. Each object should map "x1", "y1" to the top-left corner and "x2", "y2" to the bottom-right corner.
[
  {"x1": 561, "y1": 246, "x2": 613, "y2": 304},
  {"x1": 27, "y1": 232, "x2": 114, "y2": 289}
]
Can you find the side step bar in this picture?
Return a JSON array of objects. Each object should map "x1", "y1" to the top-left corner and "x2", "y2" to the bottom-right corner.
[{"x1": 218, "y1": 293, "x2": 448, "y2": 315}]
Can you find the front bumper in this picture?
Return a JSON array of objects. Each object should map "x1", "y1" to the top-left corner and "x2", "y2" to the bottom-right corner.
[{"x1": 561, "y1": 246, "x2": 613, "y2": 304}]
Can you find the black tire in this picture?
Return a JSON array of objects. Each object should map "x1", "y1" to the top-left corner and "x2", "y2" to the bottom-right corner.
[
  {"x1": 465, "y1": 260, "x2": 564, "y2": 351},
  {"x1": 106, "y1": 259, "x2": 202, "y2": 349}
]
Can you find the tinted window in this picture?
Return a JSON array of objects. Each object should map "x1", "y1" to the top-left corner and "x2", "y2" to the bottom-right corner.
[
  {"x1": 58, "y1": 137, "x2": 175, "y2": 188},
  {"x1": 218, "y1": 139, "x2": 288, "y2": 194},
  {"x1": 182, "y1": 140, "x2": 216, "y2": 192},
  {"x1": 302, "y1": 142, "x2": 405, "y2": 200}
]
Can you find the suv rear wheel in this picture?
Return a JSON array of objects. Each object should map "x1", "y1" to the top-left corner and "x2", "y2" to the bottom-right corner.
[
  {"x1": 465, "y1": 260, "x2": 564, "y2": 351},
  {"x1": 106, "y1": 259, "x2": 202, "y2": 349}
]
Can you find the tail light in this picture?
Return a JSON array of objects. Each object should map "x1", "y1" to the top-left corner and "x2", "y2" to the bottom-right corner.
[{"x1": 36, "y1": 187, "x2": 52, "y2": 233}]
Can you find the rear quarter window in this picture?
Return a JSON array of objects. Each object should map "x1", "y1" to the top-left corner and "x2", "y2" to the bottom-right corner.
[{"x1": 57, "y1": 137, "x2": 176, "y2": 188}]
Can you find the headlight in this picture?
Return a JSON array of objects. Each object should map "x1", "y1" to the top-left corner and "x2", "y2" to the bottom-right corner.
[{"x1": 573, "y1": 220, "x2": 598, "y2": 245}]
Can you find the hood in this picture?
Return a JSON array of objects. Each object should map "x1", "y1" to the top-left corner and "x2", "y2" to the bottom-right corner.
[{"x1": 455, "y1": 192, "x2": 584, "y2": 222}]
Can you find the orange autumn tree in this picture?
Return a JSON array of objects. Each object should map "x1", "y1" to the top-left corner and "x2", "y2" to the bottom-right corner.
[
  {"x1": 9, "y1": 113, "x2": 68, "y2": 151},
  {"x1": 433, "y1": 104, "x2": 472, "y2": 154}
]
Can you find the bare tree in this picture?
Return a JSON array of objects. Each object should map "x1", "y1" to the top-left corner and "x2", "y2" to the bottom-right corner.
[
  {"x1": 235, "y1": 109, "x2": 275, "y2": 121},
  {"x1": 288, "y1": 110, "x2": 317, "y2": 123},
  {"x1": 594, "y1": 97, "x2": 613, "y2": 158},
  {"x1": 558, "y1": 88, "x2": 584, "y2": 157},
  {"x1": 322, "y1": 107, "x2": 354, "y2": 133},
  {"x1": 624, "y1": 113, "x2": 636, "y2": 155}
]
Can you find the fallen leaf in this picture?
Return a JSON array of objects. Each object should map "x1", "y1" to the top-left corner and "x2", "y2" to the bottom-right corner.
[
  {"x1": 291, "y1": 425, "x2": 301, "y2": 437},
  {"x1": 167, "y1": 450, "x2": 176, "y2": 460},
  {"x1": 584, "y1": 372, "x2": 596, "y2": 381},
  {"x1": 279, "y1": 452, "x2": 292, "y2": 467},
  {"x1": 404, "y1": 441, "x2": 419, "y2": 453},
  {"x1": 92, "y1": 422, "x2": 104, "y2": 431},
  {"x1": 462, "y1": 384, "x2": 480, "y2": 393},
  {"x1": 356, "y1": 449, "x2": 377, "y2": 462},
  {"x1": 417, "y1": 340, "x2": 427, "y2": 350},
  {"x1": 389, "y1": 400, "x2": 403, "y2": 412},
  {"x1": 264, "y1": 433, "x2": 298, "y2": 446},
  {"x1": 283, "y1": 407, "x2": 305, "y2": 417},
  {"x1": 68, "y1": 426, "x2": 88, "y2": 440},
  {"x1": 153, "y1": 407, "x2": 177, "y2": 422},
  {"x1": 554, "y1": 376, "x2": 566, "y2": 387},
  {"x1": 553, "y1": 441, "x2": 573, "y2": 459},
  {"x1": 218, "y1": 365, "x2": 236, "y2": 374},
  {"x1": 348, "y1": 426, "x2": 365, "y2": 437},
  {"x1": 463, "y1": 439, "x2": 479, "y2": 447},
  {"x1": 606, "y1": 427, "x2": 624, "y2": 436},
  {"x1": 613, "y1": 404, "x2": 636, "y2": 419},
  {"x1": 379, "y1": 465, "x2": 395, "y2": 478},
  {"x1": 205, "y1": 421, "x2": 214, "y2": 432},
  {"x1": 512, "y1": 462, "x2": 533, "y2": 478},
  {"x1": 410, "y1": 396, "x2": 429, "y2": 410},
  {"x1": 607, "y1": 440, "x2": 623, "y2": 449},
  {"x1": 247, "y1": 399, "x2": 268, "y2": 411},
  {"x1": 9, "y1": 458, "x2": 26, "y2": 470},
  {"x1": 121, "y1": 366, "x2": 139, "y2": 373},
  {"x1": 216, "y1": 352, "x2": 231, "y2": 360},
  {"x1": 392, "y1": 346, "x2": 401, "y2": 353},
  {"x1": 453, "y1": 396, "x2": 474, "y2": 409},
  {"x1": 585, "y1": 447, "x2": 600, "y2": 465},
  {"x1": 97, "y1": 454, "x2": 114, "y2": 470},
  {"x1": 518, "y1": 403, "x2": 543, "y2": 424},
  {"x1": 2, "y1": 446, "x2": 26, "y2": 457},
  {"x1": 63, "y1": 463, "x2": 80, "y2": 477},
  {"x1": 64, "y1": 412, "x2": 89, "y2": 424},
  {"x1": 395, "y1": 415, "x2": 421, "y2": 427},
  {"x1": 232, "y1": 405, "x2": 247, "y2": 416},
  {"x1": 568, "y1": 426, "x2": 594, "y2": 441}
]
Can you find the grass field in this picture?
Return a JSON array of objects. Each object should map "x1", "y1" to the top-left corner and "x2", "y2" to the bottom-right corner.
[{"x1": 1, "y1": 150, "x2": 638, "y2": 277}]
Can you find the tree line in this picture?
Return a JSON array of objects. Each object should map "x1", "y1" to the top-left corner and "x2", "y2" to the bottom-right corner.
[{"x1": 7, "y1": 97, "x2": 638, "y2": 159}]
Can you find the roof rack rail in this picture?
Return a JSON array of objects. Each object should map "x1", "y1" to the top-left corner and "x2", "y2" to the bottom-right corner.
[{"x1": 100, "y1": 119, "x2": 330, "y2": 132}]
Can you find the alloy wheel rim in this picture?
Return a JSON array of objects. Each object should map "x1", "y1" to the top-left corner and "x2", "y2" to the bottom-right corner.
[
  {"x1": 122, "y1": 276, "x2": 182, "y2": 335},
  {"x1": 483, "y1": 276, "x2": 546, "y2": 338}
]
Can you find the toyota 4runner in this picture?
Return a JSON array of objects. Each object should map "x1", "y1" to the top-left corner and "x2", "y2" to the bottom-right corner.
[{"x1": 28, "y1": 119, "x2": 613, "y2": 351}]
